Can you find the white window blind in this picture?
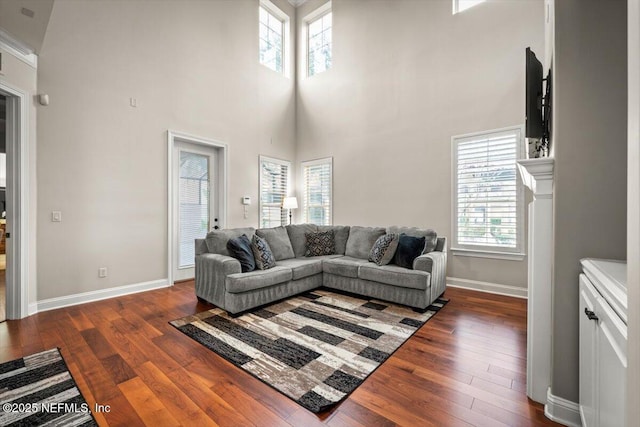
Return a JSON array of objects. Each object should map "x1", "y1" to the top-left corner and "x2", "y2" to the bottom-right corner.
[
  {"x1": 307, "y1": 6, "x2": 332, "y2": 77},
  {"x1": 259, "y1": 156, "x2": 290, "y2": 228},
  {"x1": 179, "y1": 151, "x2": 210, "y2": 267},
  {"x1": 302, "y1": 158, "x2": 332, "y2": 225},
  {"x1": 452, "y1": 127, "x2": 524, "y2": 256},
  {"x1": 259, "y1": 4, "x2": 285, "y2": 74}
]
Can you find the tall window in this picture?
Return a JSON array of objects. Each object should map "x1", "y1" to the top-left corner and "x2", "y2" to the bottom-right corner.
[
  {"x1": 259, "y1": 156, "x2": 291, "y2": 228},
  {"x1": 306, "y1": 3, "x2": 332, "y2": 77},
  {"x1": 259, "y1": 1, "x2": 288, "y2": 74},
  {"x1": 302, "y1": 158, "x2": 333, "y2": 225},
  {"x1": 452, "y1": 126, "x2": 524, "y2": 259},
  {"x1": 453, "y1": 0, "x2": 485, "y2": 14}
]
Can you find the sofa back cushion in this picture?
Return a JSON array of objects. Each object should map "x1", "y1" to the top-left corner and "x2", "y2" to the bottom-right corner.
[
  {"x1": 345, "y1": 226, "x2": 386, "y2": 259},
  {"x1": 286, "y1": 224, "x2": 318, "y2": 258},
  {"x1": 387, "y1": 226, "x2": 438, "y2": 254},
  {"x1": 256, "y1": 226, "x2": 295, "y2": 261},
  {"x1": 318, "y1": 225, "x2": 351, "y2": 255},
  {"x1": 205, "y1": 227, "x2": 256, "y2": 256}
]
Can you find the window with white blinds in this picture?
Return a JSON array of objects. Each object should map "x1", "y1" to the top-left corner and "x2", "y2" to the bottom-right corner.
[
  {"x1": 302, "y1": 158, "x2": 332, "y2": 225},
  {"x1": 452, "y1": 127, "x2": 524, "y2": 258},
  {"x1": 259, "y1": 156, "x2": 290, "y2": 228}
]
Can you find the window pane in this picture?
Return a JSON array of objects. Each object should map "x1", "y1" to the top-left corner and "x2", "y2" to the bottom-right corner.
[
  {"x1": 308, "y1": 12, "x2": 332, "y2": 76},
  {"x1": 309, "y1": 18, "x2": 323, "y2": 37},
  {"x1": 260, "y1": 158, "x2": 290, "y2": 228},
  {"x1": 454, "y1": 130, "x2": 521, "y2": 250},
  {"x1": 179, "y1": 152, "x2": 209, "y2": 267},
  {"x1": 259, "y1": 5, "x2": 285, "y2": 74},
  {"x1": 302, "y1": 159, "x2": 332, "y2": 225}
]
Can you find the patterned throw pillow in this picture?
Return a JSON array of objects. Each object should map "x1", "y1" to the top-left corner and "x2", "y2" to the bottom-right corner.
[
  {"x1": 251, "y1": 234, "x2": 276, "y2": 270},
  {"x1": 369, "y1": 233, "x2": 400, "y2": 266},
  {"x1": 305, "y1": 230, "x2": 336, "y2": 257}
]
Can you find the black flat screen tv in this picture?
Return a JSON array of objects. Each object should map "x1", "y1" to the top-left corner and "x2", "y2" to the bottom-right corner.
[{"x1": 525, "y1": 47, "x2": 544, "y2": 140}]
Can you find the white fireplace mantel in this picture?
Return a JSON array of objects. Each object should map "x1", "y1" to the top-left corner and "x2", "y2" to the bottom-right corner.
[{"x1": 517, "y1": 157, "x2": 555, "y2": 406}]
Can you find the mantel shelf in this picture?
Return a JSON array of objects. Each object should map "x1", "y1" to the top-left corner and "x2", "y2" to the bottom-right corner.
[{"x1": 517, "y1": 158, "x2": 554, "y2": 196}]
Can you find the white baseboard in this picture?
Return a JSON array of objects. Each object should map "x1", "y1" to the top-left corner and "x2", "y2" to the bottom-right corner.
[
  {"x1": 544, "y1": 388, "x2": 582, "y2": 427},
  {"x1": 446, "y1": 277, "x2": 528, "y2": 299},
  {"x1": 35, "y1": 279, "x2": 171, "y2": 313},
  {"x1": 28, "y1": 303, "x2": 38, "y2": 316}
]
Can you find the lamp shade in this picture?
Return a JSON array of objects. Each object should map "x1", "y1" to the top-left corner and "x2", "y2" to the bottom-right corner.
[{"x1": 281, "y1": 196, "x2": 298, "y2": 210}]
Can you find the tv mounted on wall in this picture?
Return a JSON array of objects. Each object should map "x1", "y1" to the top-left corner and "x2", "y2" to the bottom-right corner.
[{"x1": 525, "y1": 47, "x2": 551, "y2": 157}]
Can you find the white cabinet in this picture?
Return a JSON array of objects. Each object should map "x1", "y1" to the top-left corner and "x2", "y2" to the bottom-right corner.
[{"x1": 579, "y1": 259, "x2": 627, "y2": 427}]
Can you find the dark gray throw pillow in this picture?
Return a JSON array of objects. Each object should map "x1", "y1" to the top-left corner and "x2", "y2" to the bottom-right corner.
[
  {"x1": 251, "y1": 234, "x2": 276, "y2": 270},
  {"x1": 305, "y1": 230, "x2": 336, "y2": 257},
  {"x1": 393, "y1": 234, "x2": 426, "y2": 269},
  {"x1": 369, "y1": 233, "x2": 399, "y2": 266},
  {"x1": 226, "y1": 234, "x2": 256, "y2": 273}
]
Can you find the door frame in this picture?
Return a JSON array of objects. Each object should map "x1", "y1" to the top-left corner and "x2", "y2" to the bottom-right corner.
[
  {"x1": 167, "y1": 130, "x2": 227, "y2": 285},
  {"x1": 0, "y1": 81, "x2": 29, "y2": 319}
]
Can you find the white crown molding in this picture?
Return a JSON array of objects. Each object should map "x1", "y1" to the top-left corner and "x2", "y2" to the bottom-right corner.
[
  {"x1": 0, "y1": 28, "x2": 37, "y2": 68},
  {"x1": 35, "y1": 279, "x2": 170, "y2": 313},
  {"x1": 544, "y1": 388, "x2": 582, "y2": 427},
  {"x1": 446, "y1": 277, "x2": 528, "y2": 299},
  {"x1": 288, "y1": 0, "x2": 309, "y2": 7}
]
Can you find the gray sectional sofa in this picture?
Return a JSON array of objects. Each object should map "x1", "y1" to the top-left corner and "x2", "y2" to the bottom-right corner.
[{"x1": 194, "y1": 224, "x2": 447, "y2": 314}]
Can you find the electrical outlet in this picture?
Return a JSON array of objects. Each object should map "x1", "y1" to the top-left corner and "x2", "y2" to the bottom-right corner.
[{"x1": 98, "y1": 267, "x2": 108, "y2": 278}]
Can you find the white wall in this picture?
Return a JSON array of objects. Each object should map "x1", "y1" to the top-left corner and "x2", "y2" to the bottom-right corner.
[
  {"x1": 36, "y1": 0, "x2": 296, "y2": 300},
  {"x1": 551, "y1": 0, "x2": 627, "y2": 403},
  {"x1": 295, "y1": 0, "x2": 544, "y2": 288}
]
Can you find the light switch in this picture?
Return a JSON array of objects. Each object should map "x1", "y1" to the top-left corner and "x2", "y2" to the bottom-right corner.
[{"x1": 51, "y1": 211, "x2": 62, "y2": 222}]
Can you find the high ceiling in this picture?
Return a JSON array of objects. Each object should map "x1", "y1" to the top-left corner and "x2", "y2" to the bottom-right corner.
[
  {"x1": 0, "y1": 0, "x2": 54, "y2": 53},
  {"x1": 288, "y1": 0, "x2": 309, "y2": 7}
]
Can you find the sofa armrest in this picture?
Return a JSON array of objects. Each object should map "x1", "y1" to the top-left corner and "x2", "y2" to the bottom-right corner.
[
  {"x1": 195, "y1": 238, "x2": 209, "y2": 256},
  {"x1": 413, "y1": 250, "x2": 447, "y2": 302},
  {"x1": 195, "y1": 254, "x2": 241, "y2": 308}
]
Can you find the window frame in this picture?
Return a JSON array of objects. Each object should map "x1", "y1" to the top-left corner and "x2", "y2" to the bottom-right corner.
[
  {"x1": 450, "y1": 125, "x2": 526, "y2": 261},
  {"x1": 259, "y1": 0, "x2": 291, "y2": 77},
  {"x1": 303, "y1": 1, "x2": 332, "y2": 78},
  {"x1": 301, "y1": 157, "x2": 333, "y2": 225},
  {"x1": 259, "y1": 155, "x2": 291, "y2": 228}
]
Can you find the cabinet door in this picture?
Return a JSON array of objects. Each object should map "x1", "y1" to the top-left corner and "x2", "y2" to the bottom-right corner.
[
  {"x1": 596, "y1": 296, "x2": 627, "y2": 427},
  {"x1": 579, "y1": 274, "x2": 598, "y2": 427}
]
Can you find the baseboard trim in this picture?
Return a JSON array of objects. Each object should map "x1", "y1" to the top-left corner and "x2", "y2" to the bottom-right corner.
[
  {"x1": 544, "y1": 388, "x2": 582, "y2": 427},
  {"x1": 446, "y1": 277, "x2": 528, "y2": 299},
  {"x1": 36, "y1": 279, "x2": 171, "y2": 313},
  {"x1": 28, "y1": 303, "x2": 38, "y2": 316}
]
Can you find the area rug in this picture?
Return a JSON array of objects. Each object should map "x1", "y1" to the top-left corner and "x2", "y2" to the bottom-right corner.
[
  {"x1": 171, "y1": 289, "x2": 448, "y2": 412},
  {"x1": 0, "y1": 348, "x2": 97, "y2": 426}
]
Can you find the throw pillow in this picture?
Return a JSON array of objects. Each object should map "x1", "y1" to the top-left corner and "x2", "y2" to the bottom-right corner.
[
  {"x1": 226, "y1": 234, "x2": 256, "y2": 273},
  {"x1": 251, "y1": 234, "x2": 276, "y2": 270},
  {"x1": 305, "y1": 230, "x2": 336, "y2": 257},
  {"x1": 256, "y1": 227, "x2": 295, "y2": 260},
  {"x1": 393, "y1": 234, "x2": 426, "y2": 269},
  {"x1": 369, "y1": 233, "x2": 400, "y2": 266},
  {"x1": 387, "y1": 226, "x2": 438, "y2": 254}
]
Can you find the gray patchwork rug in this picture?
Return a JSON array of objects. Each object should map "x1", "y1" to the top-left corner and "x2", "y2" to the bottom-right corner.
[
  {"x1": 171, "y1": 289, "x2": 448, "y2": 413},
  {"x1": 0, "y1": 348, "x2": 97, "y2": 426}
]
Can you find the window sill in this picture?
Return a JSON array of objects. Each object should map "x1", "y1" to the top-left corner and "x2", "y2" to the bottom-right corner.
[{"x1": 450, "y1": 247, "x2": 526, "y2": 261}]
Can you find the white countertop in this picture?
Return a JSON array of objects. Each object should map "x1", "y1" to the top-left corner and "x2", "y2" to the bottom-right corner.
[{"x1": 581, "y1": 258, "x2": 627, "y2": 324}]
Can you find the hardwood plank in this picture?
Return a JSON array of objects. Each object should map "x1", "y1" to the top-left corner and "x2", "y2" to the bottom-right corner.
[{"x1": 118, "y1": 377, "x2": 181, "y2": 427}]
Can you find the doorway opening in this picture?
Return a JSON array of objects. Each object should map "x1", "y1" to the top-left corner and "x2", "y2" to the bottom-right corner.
[{"x1": 168, "y1": 131, "x2": 227, "y2": 284}]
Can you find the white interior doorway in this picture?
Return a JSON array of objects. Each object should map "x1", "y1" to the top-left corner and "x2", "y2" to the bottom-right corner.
[
  {"x1": 168, "y1": 131, "x2": 227, "y2": 284},
  {"x1": 0, "y1": 81, "x2": 28, "y2": 320}
]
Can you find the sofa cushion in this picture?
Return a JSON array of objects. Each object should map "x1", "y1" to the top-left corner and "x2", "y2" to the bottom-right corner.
[
  {"x1": 225, "y1": 266, "x2": 293, "y2": 293},
  {"x1": 387, "y1": 226, "x2": 438, "y2": 254},
  {"x1": 276, "y1": 255, "x2": 339, "y2": 280},
  {"x1": 256, "y1": 227, "x2": 295, "y2": 261},
  {"x1": 345, "y1": 226, "x2": 386, "y2": 259},
  {"x1": 251, "y1": 235, "x2": 276, "y2": 270},
  {"x1": 318, "y1": 225, "x2": 350, "y2": 255},
  {"x1": 205, "y1": 227, "x2": 256, "y2": 256},
  {"x1": 359, "y1": 264, "x2": 430, "y2": 290},
  {"x1": 323, "y1": 256, "x2": 370, "y2": 278},
  {"x1": 286, "y1": 224, "x2": 318, "y2": 257},
  {"x1": 369, "y1": 233, "x2": 399, "y2": 266},
  {"x1": 393, "y1": 235, "x2": 426, "y2": 269},
  {"x1": 305, "y1": 230, "x2": 335, "y2": 257},
  {"x1": 226, "y1": 234, "x2": 256, "y2": 272}
]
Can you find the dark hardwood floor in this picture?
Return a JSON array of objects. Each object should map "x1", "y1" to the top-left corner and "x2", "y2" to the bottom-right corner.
[{"x1": 0, "y1": 282, "x2": 561, "y2": 426}]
